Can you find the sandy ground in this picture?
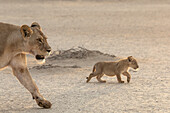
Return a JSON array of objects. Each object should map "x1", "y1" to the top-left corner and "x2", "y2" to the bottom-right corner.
[{"x1": 0, "y1": 0, "x2": 170, "y2": 113}]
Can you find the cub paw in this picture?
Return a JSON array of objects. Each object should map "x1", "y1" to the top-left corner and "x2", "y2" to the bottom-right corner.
[
  {"x1": 119, "y1": 81, "x2": 124, "y2": 83},
  {"x1": 100, "y1": 80, "x2": 106, "y2": 83}
]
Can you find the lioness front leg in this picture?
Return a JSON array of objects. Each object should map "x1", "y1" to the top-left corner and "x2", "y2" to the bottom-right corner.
[
  {"x1": 116, "y1": 74, "x2": 124, "y2": 83},
  {"x1": 10, "y1": 54, "x2": 52, "y2": 108},
  {"x1": 122, "y1": 72, "x2": 131, "y2": 83},
  {"x1": 96, "y1": 74, "x2": 106, "y2": 83}
]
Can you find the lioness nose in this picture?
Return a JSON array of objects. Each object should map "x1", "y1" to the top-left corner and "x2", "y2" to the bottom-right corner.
[{"x1": 46, "y1": 49, "x2": 51, "y2": 53}]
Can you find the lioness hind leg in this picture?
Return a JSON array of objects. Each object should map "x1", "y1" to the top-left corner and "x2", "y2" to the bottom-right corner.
[{"x1": 96, "y1": 74, "x2": 106, "y2": 83}]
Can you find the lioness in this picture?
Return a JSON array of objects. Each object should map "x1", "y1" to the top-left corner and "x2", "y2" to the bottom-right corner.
[
  {"x1": 0, "y1": 22, "x2": 52, "y2": 108},
  {"x1": 86, "y1": 56, "x2": 139, "y2": 83}
]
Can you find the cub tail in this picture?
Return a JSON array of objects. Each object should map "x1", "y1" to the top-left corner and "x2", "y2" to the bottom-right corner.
[{"x1": 86, "y1": 65, "x2": 95, "y2": 80}]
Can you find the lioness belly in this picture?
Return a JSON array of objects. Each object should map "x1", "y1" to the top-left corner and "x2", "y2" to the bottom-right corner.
[
  {"x1": 0, "y1": 60, "x2": 8, "y2": 70},
  {"x1": 0, "y1": 54, "x2": 11, "y2": 69}
]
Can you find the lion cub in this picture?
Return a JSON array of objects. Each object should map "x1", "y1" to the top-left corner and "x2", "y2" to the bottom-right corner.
[{"x1": 86, "y1": 56, "x2": 139, "y2": 83}]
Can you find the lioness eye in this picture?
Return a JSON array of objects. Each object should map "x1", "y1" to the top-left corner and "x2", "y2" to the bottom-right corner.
[{"x1": 37, "y1": 38, "x2": 43, "y2": 43}]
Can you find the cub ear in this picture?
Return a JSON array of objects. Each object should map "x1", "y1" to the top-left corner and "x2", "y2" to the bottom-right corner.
[
  {"x1": 20, "y1": 25, "x2": 33, "y2": 38},
  {"x1": 128, "y1": 56, "x2": 133, "y2": 62},
  {"x1": 31, "y1": 22, "x2": 41, "y2": 30}
]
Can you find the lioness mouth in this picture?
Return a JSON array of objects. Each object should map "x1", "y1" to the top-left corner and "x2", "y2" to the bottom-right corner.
[{"x1": 36, "y1": 55, "x2": 45, "y2": 60}]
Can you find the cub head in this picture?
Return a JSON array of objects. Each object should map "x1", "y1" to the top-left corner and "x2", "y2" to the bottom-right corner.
[
  {"x1": 20, "y1": 22, "x2": 51, "y2": 60},
  {"x1": 127, "y1": 56, "x2": 139, "y2": 69}
]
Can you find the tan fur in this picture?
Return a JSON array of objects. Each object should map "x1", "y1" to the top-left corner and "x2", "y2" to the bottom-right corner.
[
  {"x1": 0, "y1": 22, "x2": 52, "y2": 108},
  {"x1": 86, "y1": 56, "x2": 139, "y2": 83}
]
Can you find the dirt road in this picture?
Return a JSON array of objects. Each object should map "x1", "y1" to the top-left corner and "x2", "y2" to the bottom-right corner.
[{"x1": 0, "y1": 0, "x2": 170, "y2": 112}]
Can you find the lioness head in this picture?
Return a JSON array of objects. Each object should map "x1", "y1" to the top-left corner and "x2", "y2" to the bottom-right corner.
[
  {"x1": 20, "y1": 22, "x2": 51, "y2": 60},
  {"x1": 128, "y1": 56, "x2": 139, "y2": 69}
]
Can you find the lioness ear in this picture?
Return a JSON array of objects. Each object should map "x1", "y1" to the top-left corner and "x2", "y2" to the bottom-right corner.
[
  {"x1": 31, "y1": 22, "x2": 41, "y2": 30},
  {"x1": 20, "y1": 25, "x2": 33, "y2": 38},
  {"x1": 128, "y1": 56, "x2": 133, "y2": 62}
]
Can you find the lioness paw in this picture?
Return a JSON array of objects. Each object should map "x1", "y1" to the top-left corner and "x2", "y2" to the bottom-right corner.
[{"x1": 36, "y1": 99, "x2": 52, "y2": 109}]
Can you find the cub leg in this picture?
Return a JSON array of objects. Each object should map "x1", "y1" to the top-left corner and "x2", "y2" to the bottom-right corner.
[
  {"x1": 10, "y1": 54, "x2": 52, "y2": 108},
  {"x1": 116, "y1": 74, "x2": 124, "y2": 83},
  {"x1": 86, "y1": 72, "x2": 97, "y2": 83},
  {"x1": 122, "y1": 72, "x2": 131, "y2": 83},
  {"x1": 86, "y1": 70, "x2": 102, "y2": 83},
  {"x1": 96, "y1": 74, "x2": 106, "y2": 83}
]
